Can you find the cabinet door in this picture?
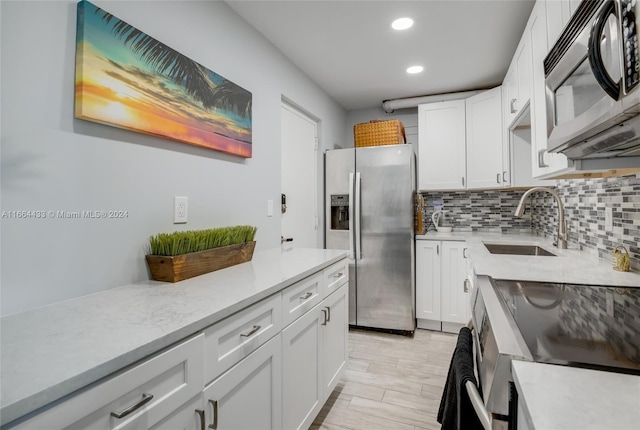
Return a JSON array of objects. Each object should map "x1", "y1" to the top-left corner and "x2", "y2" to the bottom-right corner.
[
  {"x1": 282, "y1": 304, "x2": 323, "y2": 430},
  {"x1": 504, "y1": 62, "x2": 519, "y2": 126},
  {"x1": 440, "y1": 241, "x2": 469, "y2": 325},
  {"x1": 530, "y1": 0, "x2": 573, "y2": 179},
  {"x1": 321, "y1": 283, "x2": 348, "y2": 403},
  {"x1": 515, "y1": 36, "x2": 531, "y2": 114},
  {"x1": 466, "y1": 87, "x2": 504, "y2": 189},
  {"x1": 545, "y1": 0, "x2": 572, "y2": 49},
  {"x1": 418, "y1": 100, "x2": 466, "y2": 190},
  {"x1": 203, "y1": 335, "x2": 282, "y2": 430},
  {"x1": 415, "y1": 241, "x2": 441, "y2": 322}
]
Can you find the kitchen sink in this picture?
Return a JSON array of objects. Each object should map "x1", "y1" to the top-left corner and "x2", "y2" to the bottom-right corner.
[{"x1": 483, "y1": 243, "x2": 556, "y2": 256}]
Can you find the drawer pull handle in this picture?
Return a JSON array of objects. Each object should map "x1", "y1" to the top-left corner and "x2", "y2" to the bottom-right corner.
[
  {"x1": 195, "y1": 409, "x2": 206, "y2": 430},
  {"x1": 300, "y1": 291, "x2": 313, "y2": 300},
  {"x1": 333, "y1": 272, "x2": 344, "y2": 278},
  {"x1": 110, "y1": 393, "x2": 154, "y2": 419},
  {"x1": 208, "y1": 399, "x2": 219, "y2": 430},
  {"x1": 240, "y1": 325, "x2": 261, "y2": 338},
  {"x1": 321, "y1": 309, "x2": 328, "y2": 325},
  {"x1": 326, "y1": 306, "x2": 331, "y2": 323},
  {"x1": 464, "y1": 278, "x2": 470, "y2": 293}
]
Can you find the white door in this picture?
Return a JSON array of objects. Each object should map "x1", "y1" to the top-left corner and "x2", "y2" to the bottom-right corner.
[
  {"x1": 440, "y1": 241, "x2": 469, "y2": 325},
  {"x1": 281, "y1": 102, "x2": 318, "y2": 248},
  {"x1": 321, "y1": 283, "x2": 348, "y2": 402},
  {"x1": 415, "y1": 241, "x2": 441, "y2": 323}
]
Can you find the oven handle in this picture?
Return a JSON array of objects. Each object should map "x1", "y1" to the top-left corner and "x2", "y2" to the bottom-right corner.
[
  {"x1": 465, "y1": 381, "x2": 492, "y2": 430},
  {"x1": 588, "y1": 0, "x2": 620, "y2": 100},
  {"x1": 466, "y1": 320, "x2": 492, "y2": 430}
]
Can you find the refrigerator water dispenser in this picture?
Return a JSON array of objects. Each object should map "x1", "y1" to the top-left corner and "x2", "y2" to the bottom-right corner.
[{"x1": 330, "y1": 194, "x2": 349, "y2": 230}]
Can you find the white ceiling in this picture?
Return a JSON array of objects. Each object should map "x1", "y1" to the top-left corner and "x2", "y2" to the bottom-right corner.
[{"x1": 226, "y1": 0, "x2": 536, "y2": 111}]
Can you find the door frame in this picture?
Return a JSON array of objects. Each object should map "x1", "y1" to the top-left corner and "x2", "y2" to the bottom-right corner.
[{"x1": 280, "y1": 99, "x2": 320, "y2": 248}]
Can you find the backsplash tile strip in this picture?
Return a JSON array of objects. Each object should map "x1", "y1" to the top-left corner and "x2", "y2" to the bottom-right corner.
[{"x1": 420, "y1": 174, "x2": 640, "y2": 270}]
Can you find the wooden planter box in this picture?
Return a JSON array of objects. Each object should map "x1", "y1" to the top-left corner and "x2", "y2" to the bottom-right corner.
[{"x1": 146, "y1": 241, "x2": 256, "y2": 282}]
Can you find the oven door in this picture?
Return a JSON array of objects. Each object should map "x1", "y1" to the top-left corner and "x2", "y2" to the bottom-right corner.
[{"x1": 545, "y1": 0, "x2": 627, "y2": 153}]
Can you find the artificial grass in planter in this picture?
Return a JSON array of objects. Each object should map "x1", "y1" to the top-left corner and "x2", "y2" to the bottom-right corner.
[{"x1": 146, "y1": 225, "x2": 257, "y2": 282}]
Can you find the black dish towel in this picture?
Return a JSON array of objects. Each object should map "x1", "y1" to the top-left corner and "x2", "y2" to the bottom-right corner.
[{"x1": 437, "y1": 327, "x2": 484, "y2": 430}]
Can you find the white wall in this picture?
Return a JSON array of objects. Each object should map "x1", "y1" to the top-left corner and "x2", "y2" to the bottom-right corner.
[{"x1": 0, "y1": 0, "x2": 346, "y2": 316}]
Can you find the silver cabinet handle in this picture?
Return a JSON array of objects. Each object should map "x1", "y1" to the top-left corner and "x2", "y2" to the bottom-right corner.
[
  {"x1": 111, "y1": 393, "x2": 153, "y2": 419},
  {"x1": 208, "y1": 399, "x2": 218, "y2": 430},
  {"x1": 321, "y1": 309, "x2": 328, "y2": 325},
  {"x1": 463, "y1": 248, "x2": 468, "y2": 259},
  {"x1": 240, "y1": 324, "x2": 261, "y2": 337},
  {"x1": 496, "y1": 173, "x2": 501, "y2": 184},
  {"x1": 510, "y1": 98, "x2": 517, "y2": 113},
  {"x1": 502, "y1": 171, "x2": 508, "y2": 183},
  {"x1": 300, "y1": 291, "x2": 313, "y2": 300},
  {"x1": 333, "y1": 272, "x2": 343, "y2": 279},
  {"x1": 464, "y1": 279, "x2": 470, "y2": 293},
  {"x1": 325, "y1": 306, "x2": 331, "y2": 323},
  {"x1": 195, "y1": 409, "x2": 206, "y2": 430},
  {"x1": 538, "y1": 149, "x2": 549, "y2": 168},
  {"x1": 436, "y1": 244, "x2": 439, "y2": 256},
  {"x1": 461, "y1": 177, "x2": 465, "y2": 187}
]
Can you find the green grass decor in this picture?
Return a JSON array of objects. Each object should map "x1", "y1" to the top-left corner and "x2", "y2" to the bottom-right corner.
[{"x1": 149, "y1": 225, "x2": 257, "y2": 256}]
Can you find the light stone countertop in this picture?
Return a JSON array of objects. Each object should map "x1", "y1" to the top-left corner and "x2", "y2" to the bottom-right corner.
[
  {"x1": 0, "y1": 247, "x2": 348, "y2": 427},
  {"x1": 512, "y1": 360, "x2": 640, "y2": 430},
  {"x1": 416, "y1": 230, "x2": 640, "y2": 287}
]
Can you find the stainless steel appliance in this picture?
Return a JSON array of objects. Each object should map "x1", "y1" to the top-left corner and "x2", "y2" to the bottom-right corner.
[
  {"x1": 325, "y1": 144, "x2": 416, "y2": 332},
  {"x1": 470, "y1": 275, "x2": 640, "y2": 424},
  {"x1": 544, "y1": 0, "x2": 640, "y2": 159}
]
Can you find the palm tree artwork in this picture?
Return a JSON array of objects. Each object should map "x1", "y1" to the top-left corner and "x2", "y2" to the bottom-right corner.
[{"x1": 75, "y1": 1, "x2": 252, "y2": 157}]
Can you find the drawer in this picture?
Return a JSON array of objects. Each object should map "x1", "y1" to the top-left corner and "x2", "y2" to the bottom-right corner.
[
  {"x1": 12, "y1": 334, "x2": 204, "y2": 430},
  {"x1": 282, "y1": 272, "x2": 323, "y2": 327},
  {"x1": 323, "y1": 259, "x2": 348, "y2": 297},
  {"x1": 204, "y1": 293, "x2": 282, "y2": 384}
]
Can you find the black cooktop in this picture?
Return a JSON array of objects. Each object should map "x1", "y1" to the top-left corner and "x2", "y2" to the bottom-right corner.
[{"x1": 494, "y1": 280, "x2": 640, "y2": 375}]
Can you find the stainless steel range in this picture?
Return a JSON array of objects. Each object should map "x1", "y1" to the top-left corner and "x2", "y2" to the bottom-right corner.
[{"x1": 470, "y1": 276, "x2": 640, "y2": 422}]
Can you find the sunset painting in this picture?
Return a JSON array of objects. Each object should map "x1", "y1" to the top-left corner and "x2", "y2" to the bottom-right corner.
[{"x1": 75, "y1": 1, "x2": 252, "y2": 157}]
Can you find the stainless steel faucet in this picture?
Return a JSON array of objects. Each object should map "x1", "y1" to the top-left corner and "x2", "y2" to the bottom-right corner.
[{"x1": 515, "y1": 187, "x2": 568, "y2": 249}]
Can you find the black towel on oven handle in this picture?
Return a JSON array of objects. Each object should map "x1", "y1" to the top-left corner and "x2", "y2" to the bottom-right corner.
[{"x1": 437, "y1": 327, "x2": 484, "y2": 430}]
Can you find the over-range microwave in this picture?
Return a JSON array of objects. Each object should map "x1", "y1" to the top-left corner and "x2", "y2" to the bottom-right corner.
[{"x1": 545, "y1": 0, "x2": 640, "y2": 160}]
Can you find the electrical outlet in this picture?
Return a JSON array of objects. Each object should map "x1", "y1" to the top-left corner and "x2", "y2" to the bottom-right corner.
[
  {"x1": 174, "y1": 196, "x2": 188, "y2": 224},
  {"x1": 605, "y1": 207, "x2": 613, "y2": 230}
]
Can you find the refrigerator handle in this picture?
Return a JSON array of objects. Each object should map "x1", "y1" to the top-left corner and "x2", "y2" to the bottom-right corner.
[
  {"x1": 355, "y1": 172, "x2": 362, "y2": 260},
  {"x1": 348, "y1": 172, "x2": 355, "y2": 260}
]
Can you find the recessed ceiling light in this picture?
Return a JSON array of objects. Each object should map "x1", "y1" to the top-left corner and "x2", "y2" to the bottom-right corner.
[
  {"x1": 392, "y1": 17, "x2": 414, "y2": 31},
  {"x1": 406, "y1": 65, "x2": 423, "y2": 74}
]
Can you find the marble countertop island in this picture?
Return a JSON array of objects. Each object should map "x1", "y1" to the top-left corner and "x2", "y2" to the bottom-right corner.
[{"x1": 0, "y1": 247, "x2": 347, "y2": 427}]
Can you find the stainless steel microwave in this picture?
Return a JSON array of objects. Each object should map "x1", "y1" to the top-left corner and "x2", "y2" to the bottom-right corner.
[{"x1": 545, "y1": 0, "x2": 640, "y2": 160}]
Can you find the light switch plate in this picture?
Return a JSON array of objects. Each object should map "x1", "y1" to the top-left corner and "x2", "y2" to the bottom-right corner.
[{"x1": 267, "y1": 199, "x2": 274, "y2": 217}]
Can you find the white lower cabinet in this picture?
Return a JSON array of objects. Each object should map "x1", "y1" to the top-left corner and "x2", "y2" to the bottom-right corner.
[
  {"x1": 9, "y1": 257, "x2": 349, "y2": 430},
  {"x1": 202, "y1": 334, "x2": 282, "y2": 430},
  {"x1": 416, "y1": 240, "x2": 470, "y2": 333},
  {"x1": 282, "y1": 304, "x2": 324, "y2": 430},
  {"x1": 11, "y1": 334, "x2": 205, "y2": 430},
  {"x1": 320, "y1": 283, "x2": 348, "y2": 402},
  {"x1": 282, "y1": 282, "x2": 348, "y2": 430}
]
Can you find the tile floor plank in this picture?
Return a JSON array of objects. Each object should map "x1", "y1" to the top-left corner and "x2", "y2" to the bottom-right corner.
[{"x1": 312, "y1": 328, "x2": 456, "y2": 429}]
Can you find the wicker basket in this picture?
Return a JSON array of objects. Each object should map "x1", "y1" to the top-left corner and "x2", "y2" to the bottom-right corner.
[{"x1": 354, "y1": 119, "x2": 406, "y2": 147}]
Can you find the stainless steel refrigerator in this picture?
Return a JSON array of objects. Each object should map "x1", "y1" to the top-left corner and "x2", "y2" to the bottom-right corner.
[{"x1": 325, "y1": 144, "x2": 416, "y2": 332}]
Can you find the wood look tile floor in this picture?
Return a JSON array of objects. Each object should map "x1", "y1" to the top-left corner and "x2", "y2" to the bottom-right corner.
[{"x1": 311, "y1": 328, "x2": 457, "y2": 430}]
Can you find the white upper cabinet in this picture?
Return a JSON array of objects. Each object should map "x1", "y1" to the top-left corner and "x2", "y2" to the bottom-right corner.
[
  {"x1": 466, "y1": 87, "x2": 505, "y2": 189},
  {"x1": 531, "y1": 0, "x2": 575, "y2": 178},
  {"x1": 418, "y1": 100, "x2": 467, "y2": 191},
  {"x1": 504, "y1": 31, "x2": 532, "y2": 127}
]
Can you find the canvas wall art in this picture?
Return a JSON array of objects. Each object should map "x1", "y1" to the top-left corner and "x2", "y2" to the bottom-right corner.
[{"x1": 75, "y1": 0, "x2": 252, "y2": 157}]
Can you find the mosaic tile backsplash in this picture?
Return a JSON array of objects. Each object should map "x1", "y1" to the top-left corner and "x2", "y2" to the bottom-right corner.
[{"x1": 420, "y1": 173, "x2": 640, "y2": 270}]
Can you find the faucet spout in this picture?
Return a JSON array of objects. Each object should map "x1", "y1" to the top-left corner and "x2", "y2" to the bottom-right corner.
[{"x1": 515, "y1": 187, "x2": 568, "y2": 249}]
